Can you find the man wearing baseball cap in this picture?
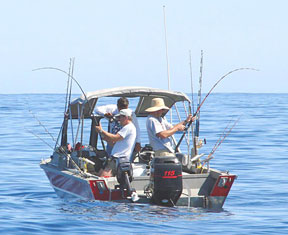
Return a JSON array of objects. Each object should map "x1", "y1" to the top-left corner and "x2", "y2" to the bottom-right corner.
[
  {"x1": 94, "y1": 97, "x2": 141, "y2": 155},
  {"x1": 145, "y1": 98, "x2": 195, "y2": 155},
  {"x1": 95, "y1": 108, "x2": 136, "y2": 176}
]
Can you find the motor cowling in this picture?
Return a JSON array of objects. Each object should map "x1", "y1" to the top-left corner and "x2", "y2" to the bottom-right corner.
[
  {"x1": 116, "y1": 157, "x2": 134, "y2": 197},
  {"x1": 116, "y1": 161, "x2": 133, "y2": 185},
  {"x1": 150, "y1": 156, "x2": 183, "y2": 206}
]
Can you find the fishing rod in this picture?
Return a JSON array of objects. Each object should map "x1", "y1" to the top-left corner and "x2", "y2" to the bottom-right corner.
[
  {"x1": 33, "y1": 67, "x2": 87, "y2": 100},
  {"x1": 74, "y1": 102, "x2": 84, "y2": 149},
  {"x1": 175, "y1": 67, "x2": 258, "y2": 152},
  {"x1": 210, "y1": 116, "x2": 240, "y2": 156},
  {"x1": 195, "y1": 50, "x2": 203, "y2": 141},
  {"x1": 64, "y1": 58, "x2": 72, "y2": 115},
  {"x1": 68, "y1": 58, "x2": 75, "y2": 108},
  {"x1": 68, "y1": 58, "x2": 75, "y2": 147},
  {"x1": 55, "y1": 58, "x2": 77, "y2": 150},
  {"x1": 29, "y1": 63, "x2": 100, "y2": 175},
  {"x1": 26, "y1": 105, "x2": 87, "y2": 175},
  {"x1": 189, "y1": 50, "x2": 195, "y2": 115},
  {"x1": 27, "y1": 127, "x2": 86, "y2": 176},
  {"x1": 63, "y1": 58, "x2": 75, "y2": 148},
  {"x1": 211, "y1": 117, "x2": 234, "y2": 151},
  {"x1": 195, "y1": 68, "x2": 258, "y2": 117},
  {"x1": 54, "y1": 59, "x2": 74, "y2": 150},
  {"x1": 33, "y1": 66, "x2": 107, "y2": 152},
  {"x1": 178, "y1": 50, "x2": 203, "y2": 154},
  {"x1": 201, "y1": 116, "x2": 241, "y2": 170},
  {"x1": 188, "y1": 50, "x2": 195, "y2": 159}
]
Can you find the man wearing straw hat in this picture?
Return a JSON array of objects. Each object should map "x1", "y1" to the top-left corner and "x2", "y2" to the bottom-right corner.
[{"x1": 145, "y1": 98, "x2": 195, "y2": 156}]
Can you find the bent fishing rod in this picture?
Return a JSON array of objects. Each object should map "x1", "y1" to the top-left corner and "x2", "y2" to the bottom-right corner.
[
  {"x1": 175, "y1": 67, "x2": 258, "y2": 152},
  {"x1": 33, "y1": 66, "x2": 107, "y2": 152}
]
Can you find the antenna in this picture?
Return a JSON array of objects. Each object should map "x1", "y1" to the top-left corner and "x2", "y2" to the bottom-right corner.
[
  {"x1": 163, "y1": 5, "x2": 172, "y2": 123},
  {"x1": 163, "y1": 5, "x2": 170, "y2": 91}
]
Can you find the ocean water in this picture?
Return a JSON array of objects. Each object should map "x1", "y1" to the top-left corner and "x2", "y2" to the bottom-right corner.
[{"x1": 0, "y1": 93, "x2": 287, "y2": 234}]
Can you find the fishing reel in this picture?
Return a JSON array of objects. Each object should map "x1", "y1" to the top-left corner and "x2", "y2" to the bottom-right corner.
[
  {"x1": 108, "y1": 115, "x2": 120, "y2": 123},
  {"x1": 103, "y1": 112, "x2": 120, "y2": 123},
  {"x1": 196, "y1": 138, "x2": 206, "y2": 149}
]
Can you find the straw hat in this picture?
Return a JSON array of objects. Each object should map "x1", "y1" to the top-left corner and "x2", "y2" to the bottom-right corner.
[{"x1": 145, "y1": 98, "x2": 169, "y2": 112}]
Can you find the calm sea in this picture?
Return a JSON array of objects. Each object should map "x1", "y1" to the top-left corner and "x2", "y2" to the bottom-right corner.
[{"x1": 0, "y1": 93, "x2": 287, "y2": 234}]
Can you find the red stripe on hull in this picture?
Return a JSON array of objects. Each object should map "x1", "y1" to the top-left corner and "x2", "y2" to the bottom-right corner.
[
  {"x1": 89, "y1": 180, "x2": 127, "y2": 201},
  {"x1": 44, "y1": 170, "x2": 94, "y2": 199},
  {"x1": 210, "y1": 175, "x2": 236, "y2": 197},
  {"x1": 44, "y1": 168, "x2": 126, "y2": 201},
  {"x1": 89, "y1": 180, "x2": 110, "y2": 200}
]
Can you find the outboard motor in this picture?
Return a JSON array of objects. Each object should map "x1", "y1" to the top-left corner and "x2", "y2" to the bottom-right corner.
[
  {"x1": 149, "y1": 155, "x2": 183, "y2": 206},
  {"x1": 116, "y1": 157, "x2": 134, "y2": 198}
]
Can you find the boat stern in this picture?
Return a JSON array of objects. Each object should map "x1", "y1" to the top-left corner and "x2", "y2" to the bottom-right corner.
[{"x1": 207, "y1": 174, "x2": 236, "y2": 209}]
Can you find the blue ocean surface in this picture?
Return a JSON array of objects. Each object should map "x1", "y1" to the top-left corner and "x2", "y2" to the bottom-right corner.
[{"x1": 0, "y1": 93, "x2": 287, "y2": 234}]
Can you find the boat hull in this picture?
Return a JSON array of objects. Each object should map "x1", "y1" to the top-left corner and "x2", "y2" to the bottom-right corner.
[{"x1": 40, "y1": 162, "x2": 236, "y2": 209}]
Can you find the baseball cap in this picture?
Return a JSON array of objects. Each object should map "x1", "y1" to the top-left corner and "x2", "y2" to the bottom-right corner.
[{"x1": 119, "y1": 108, "x2": 132, "y2": 117}]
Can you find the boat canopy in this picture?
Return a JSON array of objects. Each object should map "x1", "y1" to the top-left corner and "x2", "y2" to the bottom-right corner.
[{"x1": 69, "y1": 86, "x2": 191, "y2": 119}]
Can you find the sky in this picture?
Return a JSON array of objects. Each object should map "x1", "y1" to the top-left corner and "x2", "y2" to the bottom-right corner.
[{"x1": 0, "y1": 0, "x2": 287, "y2": 94}]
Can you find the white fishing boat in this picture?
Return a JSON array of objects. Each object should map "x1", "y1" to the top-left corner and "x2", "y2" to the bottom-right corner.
[{"x1": 40, "y1": 86, "x2": 236, "y2": 208}]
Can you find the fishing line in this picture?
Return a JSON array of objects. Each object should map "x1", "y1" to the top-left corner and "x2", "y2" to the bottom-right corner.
[
  {"x1": 26, "y1": 127, "x2": 86, "y2": 176},
  {"x1": 209, "y1": 115, "x2": 241, "y2": 157},
  {"x1": 25, "y1": 128, "x2": 55, "y2": 150},
  {"x1": 201, "y1": 115, "x2": 241, "y2": 170},
  {"x1": 211, "y1": 117, "x2": 234, "y2": 152},
  {"x1": 175, "y1": 67, "x2": 258, "y2": 152},
  {"x1": 28, "y1": 109, "x2": 56, "y2": 142}
]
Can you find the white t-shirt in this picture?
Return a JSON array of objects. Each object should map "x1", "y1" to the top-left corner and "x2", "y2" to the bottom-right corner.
[
  {"x1": 146, "y1": 115, "x2": 174, "y2": 152},
  {"x1": 111, "y1": 122, "x2": 136, "y2": 160},
  {"x1": 94, "y1": 104, "x2": 141, "y2": 143}
]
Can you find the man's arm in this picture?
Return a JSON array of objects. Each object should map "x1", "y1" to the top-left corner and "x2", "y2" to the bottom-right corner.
[
  {"x1": 156, "y1": 123, "x2": 184, "y2": 139},
  {"x1": 94, "y1": 104, "x2": 118, "y2": 117},
  {"x1": 95, "y1": 125, "x2": 123, "y2": 143},
  {"x1": 156, "y1": 114, "x2": 195, "y2": 139}
]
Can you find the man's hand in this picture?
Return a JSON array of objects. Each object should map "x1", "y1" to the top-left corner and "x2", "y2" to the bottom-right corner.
[
  {"x1": 134, "y1": 143, "x2": 141, "y2": 152},
  {"x1": 95, "y1": 123, "x2": 102, "y2": 133},
  {"x1": 185, "y1": 114, "x2": 196, "y2": 124},
  {"x1": 104, "y1": 112, "x2": 113, "y2": 119},
  {"x1": 176, "y1": 123, "x2": 186, "y2": 132}
]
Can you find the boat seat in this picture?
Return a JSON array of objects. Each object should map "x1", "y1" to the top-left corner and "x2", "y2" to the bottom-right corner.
[{"x1": 132, "y1": 163, "x2": 148, "y2": 177}]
